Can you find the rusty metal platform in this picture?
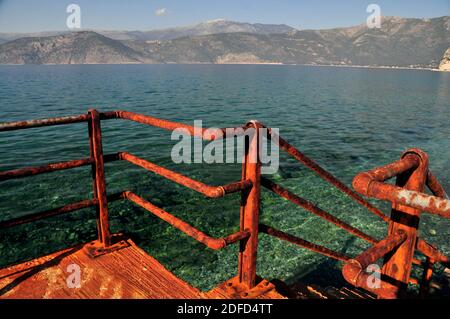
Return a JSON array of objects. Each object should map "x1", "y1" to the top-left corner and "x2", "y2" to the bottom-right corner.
[{"x1": 0, "y1": 239, "x2": 285, "y2": 299}]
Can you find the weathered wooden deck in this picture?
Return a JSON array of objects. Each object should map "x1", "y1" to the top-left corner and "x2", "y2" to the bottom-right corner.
[{"x1": 0, "y1": 239, "x2": 286, "y2": 299}]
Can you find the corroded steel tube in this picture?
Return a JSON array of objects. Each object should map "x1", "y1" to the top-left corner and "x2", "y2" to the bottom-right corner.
[
  {"x1": 355, "y1": 178, "x2": 450, "y2": 219},
  {"x1": 0, "y1": 114, "x2": 90, "y2": 131},
  {"x1": 111, "y1": 110, "x2": 243, "y2": 141},
  {"x1": 124, "y1": 191, "x2": 250, "y2": 250},
  {"x1": 88, "y1": 109, "x2": 111, "y2": 247},
  {"x1": 259, "y1": 224, "x2": 350, "y2": 262},
  {"x1": 419, "y1": 257, "x2": 434, "y2": 297},
  {"x1": 261, "y1": 177, "x2": 378, "y2": 244},
  {"x1": 264, "y1": 127, "x2": 389, "y2": 222},
  {"x1": 0, "y1": 153, "x2": 119, "y2": 181},
  {"x1": 380, "y1": 149, "x2": 428, "y2": 299},
  {"x1": 0, "y1": 192, "x2": 125, "y2": 229},
  {"x1": 238, "y1": 121, "x2": 261, "y2": 289},
  {"x1": 342, "y1": 230, "x2": 407, "y2": 298},
  {"x1": 417, "y1": 239, "x2": 450, "y2": 266},
  {"x1": 0, "y1": 158, "x2": 92, "y2": 181},
  {"x1": 352, "y1": 154, "x2": 420, "y2": 194},
  {"x1": 0, "y1": 199, "x2": 97, "y2": 229},
  {"x1": 223, "y1": 230, "x2": 252, "y2": 246},
  {"x1": 427, "y1": 171, "x2": 448, "y2": 199},
  {"x1": 353, "y1": 152, "x2": 450, "y2": 219},
  {"x1": 120, "y1": 152, "x2": 252, "y2": 198},
  {"x1": 358, "y1": 154, "x2": 419, "y2": 184}
]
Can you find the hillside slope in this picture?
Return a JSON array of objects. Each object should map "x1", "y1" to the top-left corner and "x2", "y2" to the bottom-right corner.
[{"x1": 0, "y1": 31, "x2": 153, "y2": 64}]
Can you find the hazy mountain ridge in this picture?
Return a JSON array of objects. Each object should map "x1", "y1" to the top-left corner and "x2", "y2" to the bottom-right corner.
[
  {"x1": 1, "y1": 16, "x2": 449, "y2": 68},
  {"x1": 0, "y1": 20, "x2": 297, "y2": 43},
  {"x1": 99, "y1": 19, "x2": 296, "y2": 41},
  {"x1": 0, "y1": 31, "x2": 154, "y2": 64}
]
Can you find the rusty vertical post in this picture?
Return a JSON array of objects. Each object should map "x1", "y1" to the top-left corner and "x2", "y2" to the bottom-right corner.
[
  {"x1": 419, "y1": 257, "x2": 434, "y2": 298},
  {"x1": 381, "y1": 149, "x2": 428, "y2": 298},
  {"x1": 238, "y1": 123, "x2": 261, "y2": 289},
  {"x1": 88, "y1": 109, "x2": 111, "y2": 247}
]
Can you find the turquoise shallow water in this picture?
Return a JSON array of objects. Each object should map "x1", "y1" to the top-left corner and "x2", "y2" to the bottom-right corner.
[{"x1": 0, "y1": 64, "x2": 449, "y2": 291}]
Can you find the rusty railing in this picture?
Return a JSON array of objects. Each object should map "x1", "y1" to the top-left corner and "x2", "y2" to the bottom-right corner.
[
  {"x1": 0, "y1": 110, "x2": 261, "y2": 290},
  {"x1": 1, "y1": 110, "x2": 448, "y2": 297},
  {"x1": 346, "y1": 148, "x2": 450, "y2": 298}
]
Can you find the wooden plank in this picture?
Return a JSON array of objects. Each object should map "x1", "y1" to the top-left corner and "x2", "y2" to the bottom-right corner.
[
  {"x1": 0, "y1": 239, "x2": 286, "y2": 299},
  {"x1": 202, "y1": 276, "x2": 286, "y2": 299},
  {"x1": 0, "y1": 239, "x2": 200, "y2": 299}
]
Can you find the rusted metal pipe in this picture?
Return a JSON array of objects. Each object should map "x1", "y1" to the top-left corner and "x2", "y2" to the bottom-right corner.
[
  {"x1": 417, "y1": 239, "x2": 450, "y2": 266},
  {"x1": 342, "y1": 230, "x2": 407, "y2": 298},
  {"x1": 426, "y1": 171, "x2": 448, "y2": 199},
  {"x1": 111, "y1": 110, "x2": 242, "y2": 141},
  {"x1": 88, "y1": 109, "x2": 111, "y2": 247},
  {"x1": 261, "y1": 177, "x2": 378, "y2": 244},
  {"x1": 353, "y1": 150, "x2": 450, "y2": 219},
  {"x1": 0, "y1": 199, "x2": 97, "y2": 229},
  {"x1": 355, "y1": 175, "x2": 450, "y2": 219},
  {"x1": 353, "y1": 154, "x2": 420, "y2": 190},
  {"x1": 0, "y1": 153, "x2": 119, "y2": 182},
  {"x1": 419, "y1": 257, "x2": 434, "y2": 298},
  {"x1": 380, "y1": 149, "x2": 428, "y2": 298},
  {"x1": 223, "y1": 230, "x2": 252, "y2": 246},
  {"x1": 260, "y1": 224, "x2": 350, "y2": 262},
  {"x1": 124, "y1": 191, "x2": 250, "y2": 250},
  {"x1": 120, "y1": 152, "x2": 252, "y2": 198},
  {"x1": 0, "y1": 114, "x2": 90, "y2": 132},
  {"x1": 352, "y1": 153, "x2": 419, "y2": 196},
  {"x1": 0, "y1": 192, "x2": 124, "y2": 229},
  {"x1": 263, "y1": 127, "x2": 389, "y2": 222},
  {"x1": 238, "y1": 121, "x2": 261, "y2": 289}
]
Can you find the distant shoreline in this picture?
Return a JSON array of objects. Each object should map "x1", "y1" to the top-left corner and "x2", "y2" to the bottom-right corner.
[
  {"x1": 0, "y1": 62, "x2": 447, "y2": 72},
  {"x1": 299, "y1": 63, "x2": 442, "y2": 72}
]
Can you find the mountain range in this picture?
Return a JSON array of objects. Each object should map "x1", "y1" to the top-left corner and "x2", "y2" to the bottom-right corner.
[
  {"x1": 0, "y1": 17, "x2": 449, "y2": 69},
  {"x1": 0, "y1": 20, "x2": 296, "y2": 44}
]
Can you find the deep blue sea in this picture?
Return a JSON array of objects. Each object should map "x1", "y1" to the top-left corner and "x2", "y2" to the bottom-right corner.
[{"x1": 0, "y1": 64, "x2": 449, "y2": 290}]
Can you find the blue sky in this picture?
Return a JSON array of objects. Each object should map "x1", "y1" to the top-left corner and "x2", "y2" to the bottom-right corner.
[{"x1": 0, "y1": 0, "x2": 449, "y2": 33}]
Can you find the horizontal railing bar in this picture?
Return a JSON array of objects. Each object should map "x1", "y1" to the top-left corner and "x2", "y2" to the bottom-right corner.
[
  {"x1": 341, "y1": 230, "x2": 407, "y2": 298},
  {"x1": 355, "y1": 175, "x2": 450, "y2": 219},
  {"x1": 348, "y1": 230, "x2": 406, "y2": 269},
  {"x1": 1, "y1": 111, "x2": 247, "y2": 142},
  {"x1": 352, "y1": 150, "x2": 450, "y2": 219},
  {"x1": 259, "y1": 224, "x2": 350, "y2": 261},
  {"x1": 120, "y1": 152, "x2": 252, "y2": 198},
  {"x1": 0, "y1": 153, "x2": 120, "y2": 182},
  {"x1": 0, "y1": 192, "x2": 125, "y2": 229},
  {"x1": 223, "y1": 229, "x2": 252, "y2": 246},
  {"x1": 417, "y1": 239, "x2": 450, "y2": 267},
  {"x1": 110, "y1": 110, "x2": 247, "y2": 141},
  {"x1": 352, "y1": 154, "x2": 420, "y2": 191},
  {"x1": 0, "y1": 114, "x2": 90, "y2": 132},
  {"x1": 261, "y1": 177, "x2": 378, "y2": 244},
  {"x1": 260, "y1": 125, "x2": 389, "y2": 222},
  {"x1": 426, "y1": 170, "x2": 448, "y2": 199},
  {"x1": 125, "y1": 191, "x2": 250, "y2": 250}
]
